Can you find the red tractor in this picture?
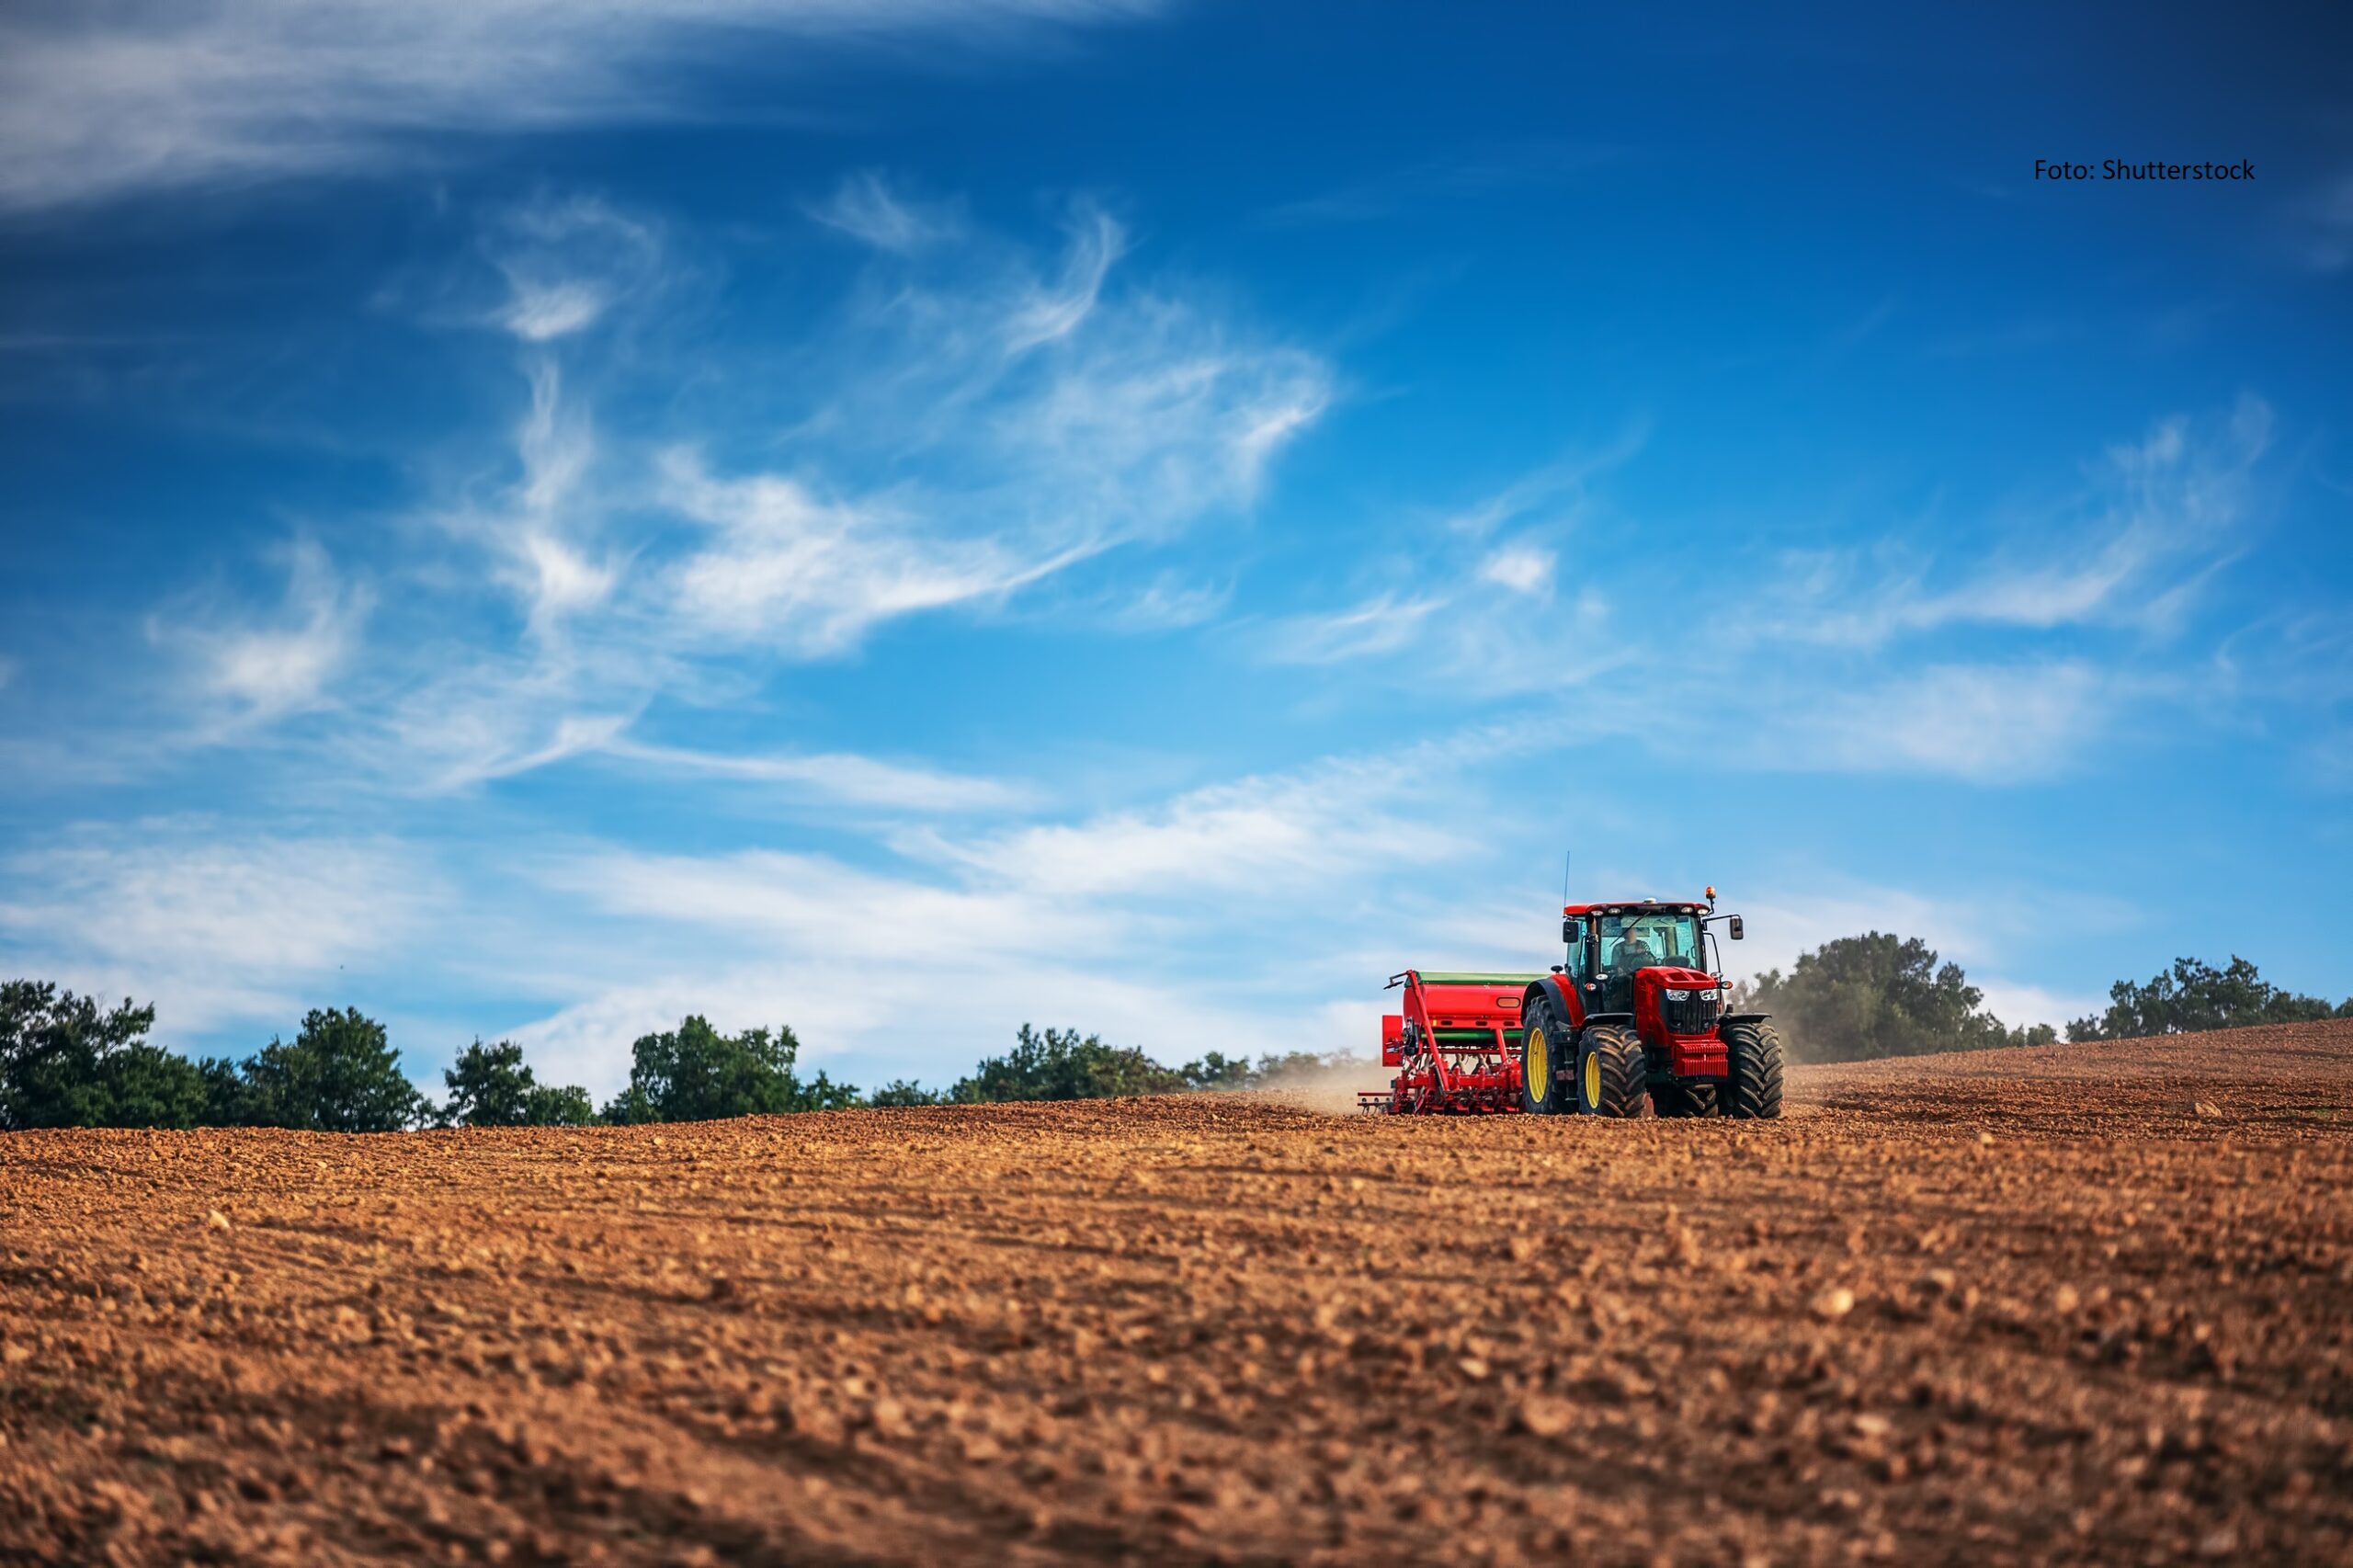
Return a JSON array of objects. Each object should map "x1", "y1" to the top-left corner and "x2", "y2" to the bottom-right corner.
[{"x1": 1360, "y1": 888, "x2": 1785, "y2": 1119}]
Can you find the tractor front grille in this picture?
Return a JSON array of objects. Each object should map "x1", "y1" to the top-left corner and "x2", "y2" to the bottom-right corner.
[{"x1": 1664, "y1": 989, "x2": 1723, "y2": 1036}]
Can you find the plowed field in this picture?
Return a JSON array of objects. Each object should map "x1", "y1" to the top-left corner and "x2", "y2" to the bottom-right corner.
[{"x1": 5, "y1": 1021, "x2": 2351, "y2": 1564}]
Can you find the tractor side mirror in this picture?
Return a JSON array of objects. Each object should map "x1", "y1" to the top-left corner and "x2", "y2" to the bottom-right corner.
[
  {"x1": 1728, "y1": 915, "x2": 1745, "y2": 940},
  {"x1": 1563, "y1": 917, "x2": 1576, "y2": 943}
]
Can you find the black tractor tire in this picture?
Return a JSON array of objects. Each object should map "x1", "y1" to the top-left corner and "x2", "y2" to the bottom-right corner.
[
  {"x1": 1657, "y1": 1081, "x2": 1720, "y2": 1119},
  {"x1": 1519, "y1": 996, "x2": 1568, "y2": 1115},
  {"x1": 1722, "y1": 1021, "x2": 1785, "y2": 1119},
  {"x1": 1574, "y1": 1023, "x2": 1653, "y2": 1119}
]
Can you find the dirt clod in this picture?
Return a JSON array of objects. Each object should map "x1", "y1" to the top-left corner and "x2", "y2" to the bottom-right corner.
[{"x1": 1811, "y1": 1286, "x2": 1858, "y2": 1321}]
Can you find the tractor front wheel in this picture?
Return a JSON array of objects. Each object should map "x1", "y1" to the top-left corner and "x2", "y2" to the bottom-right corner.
[
  {"x1": 1722, "y1": 1021, "x2": 1786, "y2": 1119},
  {"x1": 1574, "y1": 1024, "x2": 1653, "y2": 1118},
  {"x1": 1519, "y1": 999, "x2": 1568, "y2": 1115},
  {"x1": 1657, "y1": 1081, "x2": 1720, "y2": 1118}
]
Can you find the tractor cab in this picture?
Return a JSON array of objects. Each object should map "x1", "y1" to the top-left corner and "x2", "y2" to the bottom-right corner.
[{"x1": 1564, "y1": 901, "x2": 1715, "y2": 1016}]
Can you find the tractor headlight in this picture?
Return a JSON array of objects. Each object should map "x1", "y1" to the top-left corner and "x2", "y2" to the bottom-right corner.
[{"x1": 1665, "y1": 988, "x2": 1689, "y2": 1002}]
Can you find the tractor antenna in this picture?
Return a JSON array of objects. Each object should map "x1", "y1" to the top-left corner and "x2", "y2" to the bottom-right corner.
[{"x1": 1562, "y1": 849, "x2": 1572, "y2": 907}]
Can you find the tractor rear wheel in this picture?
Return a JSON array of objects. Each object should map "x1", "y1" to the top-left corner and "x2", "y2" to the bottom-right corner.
[
  {"x1": 1574, "y1": 1024, "x2": 1652, "y2": 1118},
  {"x1": 1519, "y1": 998, "x2": 1568, "y2": 1115},
  {"x1": 1722, "y1": 1021, "x2": 1785, "y2": 1119}
]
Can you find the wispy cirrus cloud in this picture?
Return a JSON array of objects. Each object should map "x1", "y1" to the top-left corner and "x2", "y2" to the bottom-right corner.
[
  {"x1": 0, "y1": 824, "x2": 447, "y2": 1036},
  {"x1": 485, "y1": 194, "x2": 664, "y2": 343},
  {"x1": 1770, "y1": 661, "x2": 2112, "y2": 783},
  {"x1": 150, "y1": 537, "x2": 370, "y2": 723},
  {"x1": 0, "y1": 1, "x2": 1167, "y2": 212},
  {"x1": 1251, "y1": 399, "x2": 2277, "y2": 784},
  {"x1": 637, "y1": 189, "x2": 1326, "y2": 657},
  {"x1": 507, "y1": 744, "x2": 1499, "y2": 1090},
  {"x1": 1254, "y1": 437, "x2": 1632, "y2": 677},
  {"x1": 602, "y1": 741, "x2": 1038, "y2": 813},
  {"x1": 1752, "y1": 395, "x2": 2272, "y2": 648},
  {"x1": 111, "y1": 186, "x2": 1327, "y2": 800},
  {"x1": 806, "y1": 170, "x2": 963, "y2": 253},
  {"x1": 657, "y1": 455, "x2": 1080, "y2": 656},
  {"x1": 893, "y1": 754, "x2": 1471, "y2": 900},
  {"x1": 1257, "y1": 591, "x2": 1448, "y2": 665}
]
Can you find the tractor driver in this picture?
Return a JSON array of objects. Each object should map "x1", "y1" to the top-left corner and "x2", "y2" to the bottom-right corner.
[{"x1": 1617, "y1": 933, "x2": 1659, "y2": 973}]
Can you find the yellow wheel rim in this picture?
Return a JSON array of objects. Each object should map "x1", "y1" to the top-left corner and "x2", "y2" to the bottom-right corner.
[
  {"x1": 1526, "y1": 1028, "x2": 1548, "y2": 1096},
  {"x1": 1583, "y1": 1049, "x2": 1601, "y2": 1108}
]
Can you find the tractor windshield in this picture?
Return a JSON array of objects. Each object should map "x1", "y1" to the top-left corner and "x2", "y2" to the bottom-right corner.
[{"x1": 1597, "y1": 911, "x2": 1704, "y2": 974}]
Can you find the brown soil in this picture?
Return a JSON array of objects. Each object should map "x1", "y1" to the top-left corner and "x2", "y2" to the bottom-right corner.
[{"x1": 5, "y1": 1020, "x2": 2351, "y2": 1565}]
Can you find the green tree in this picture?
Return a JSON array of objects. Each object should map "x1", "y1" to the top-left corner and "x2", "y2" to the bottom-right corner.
[
  {"x1": 2068, "y1": 956, "x2": 2353, "y2": 1041},
  {"x1": 1739, "y1": 933, "x2": 2051, "y2": 1064},
  {"x1": 1176, "y1": 1048, "x2": 1351, "y2": 1090},
  {"x1": 524, "y1": 1083, "x2": 599, "y2": 1125},
  {"x1": 599, "y1": 1084, "x2": 660, "y2": 1125},
  {"x1": 1176, "y1": 1050, "x2": 1256, "y2": 1090},
  {"x1": 229, "y1": 1007, "x2": 427, "y2": 1131},
  {"x1": 868, "y1": 1078, "x2": 945, "y2": 1107},
  {"x1": 438, "y1": 1039, "x2": 599, "y2": 1127},
  {"x1": 599, "y1": 1016, "x2": 859, "y2": 1123},
  {"x1": 950, "y1": 1024, "x2": 1186, "y2": 1103},
  {"x1": 0, "y1": 981, "x2": 209, "y2": 1130},
  {"x1": 195, "y1": 1054, "x2": 255, "y2": 1126}
]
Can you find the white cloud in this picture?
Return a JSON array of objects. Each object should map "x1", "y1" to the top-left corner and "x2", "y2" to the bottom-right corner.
[
  {"x1": 486, "y1": 194, "x2": 663, "y2": 342},
  {"x1": 497, "y1": 281, "x2": 610, "y2": 343},
  {"x1": 112, "y1": 192, "x2": 1327, "y2": 801},
  {"x1": 1479, "y1": 543, "x2": 1554, "y2": 597},
  {"x1": 0, "y1": 825, "x2": 444, "y2": 1037},
  {"x1": 1258, "y1": 592, "x2": 1448, "y2": 665},
  {"x1": 157, "y1": 538, "x2": 369, "y2": 722},
  {"x1": 1251, "y1": 437, "x2": 1634, "y2": 680},
  {"x1": 361, "y1": 649, "x2": 647, "y2": 792},
  {"x1": 1256, "y1": 578, "x2": 1612, "y2": 697},
  {"x1": 503, "y1": 747, "x2": 1487, "y2": 1091},
  {"x1": 899, "y1": 756, "x2": 1470, "y2": 900},
  {"x1": 1102, "y1": 574, "x2": 1232, "y2": 631},
  {"x1": 1754, "y1": 397, "x2": 2271, "y2": 649},
  {"x1": 1250, "y1": 400, "x2": 2269, "y2": 785},
  {"x1": 1004, "y1": 207, "x2": 1124, "y2": 352},
  {"x1": 0, "y1": 1, "x2": 1166, "y2": 212},
  {"x1": 437, "y1": 358, "x2": 620, "y2": 636},
  {"x1": 603, "y1": 740, "x2": 1038, "y2": 812},
  {"x1": 1441, "y1": 435, "x2": 1646, "y2": 538},
  {"x1": 1971, "y1": 978, "x2": 2107, "y2": 1035},
  {"x1": 807, "y1": 170, "x2": 960, "y2": 252},
  {"x1": 659, "y1": 457, "x2": 1074, "y2": 653},
  {"x1": 637, "y1": 204, "x2": 1327, "y2": 656},
  {"x1": 1776, "y1": 662, "x2": 2109, "y2": 783}
]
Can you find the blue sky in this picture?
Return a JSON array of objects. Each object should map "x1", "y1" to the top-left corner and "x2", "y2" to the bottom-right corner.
[{"x1": 2, "y1": 2, "x2": 2349, "y2": 1096}]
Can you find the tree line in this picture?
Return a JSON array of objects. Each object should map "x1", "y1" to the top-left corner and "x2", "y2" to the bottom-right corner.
[
  {"x1": 1739, "y1": 936, "x2": 2350, "y2": 1064},
  {"x1": 6, "y1": 941, "x2": 2347, "y2": 1131},
  {"x1": 0, "y1": 983, "x2": 1343, "y2": 1133}
]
